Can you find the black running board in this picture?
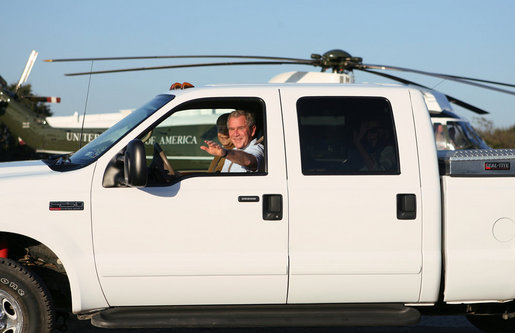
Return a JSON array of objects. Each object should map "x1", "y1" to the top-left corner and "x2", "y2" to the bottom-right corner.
[{"x1": 90, "y1": 303, "x2": 420, "y2": 329}]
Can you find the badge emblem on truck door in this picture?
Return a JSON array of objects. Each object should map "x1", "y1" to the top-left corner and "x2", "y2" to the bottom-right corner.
[{"x1": 49, "y1": 201, "x2": 84, "y2": 211}]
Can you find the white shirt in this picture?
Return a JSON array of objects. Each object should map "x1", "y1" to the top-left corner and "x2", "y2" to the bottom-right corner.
[{"x1": 222, "y1": 138, "x2": 264, "y2": 173}]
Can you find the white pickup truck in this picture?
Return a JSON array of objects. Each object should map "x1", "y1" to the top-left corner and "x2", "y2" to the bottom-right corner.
[{"x1": 0, "y1": 83, "x2": 514, "y2": 333}]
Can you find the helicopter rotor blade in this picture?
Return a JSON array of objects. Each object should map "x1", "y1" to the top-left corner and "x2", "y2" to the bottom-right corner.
[
  {"x1": 360, "y1": 63, "x2": 515, "y2": 95},
  {"x1": 49, "y1": 48, "x2": 514, "y2": 99},
  {"x1": 428, "y1": 73, "x2": 515, "y2": 89},
  {"x1": 444, "y1": 96, "x2": 490, "y2": 115},
  {"x1": 64, "y1": 60, "x2": 314, "y2": 76},
  {"x1": 359, "y1": 68, "x2": 489, "y2": 114},
  {"x1": 45, "y1": 54, "x2": 310, "y2": 63}
]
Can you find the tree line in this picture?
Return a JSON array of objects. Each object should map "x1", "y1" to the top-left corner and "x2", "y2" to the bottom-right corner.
[{"x1": 474, "y1": 118, "x2": 515, "y2": 149}]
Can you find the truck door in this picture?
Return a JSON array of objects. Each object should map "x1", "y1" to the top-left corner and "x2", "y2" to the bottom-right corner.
[
  {"x1": 91, "y1": 92, "x2": 289, "y2": 306},
  {"x1": 281, "y1": 87, "x2": 423, "y2": 303}
]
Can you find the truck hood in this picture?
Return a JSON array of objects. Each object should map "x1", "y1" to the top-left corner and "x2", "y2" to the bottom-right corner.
[{"x1": 0, "y1": 160, "x2": 52, "y2": 178}]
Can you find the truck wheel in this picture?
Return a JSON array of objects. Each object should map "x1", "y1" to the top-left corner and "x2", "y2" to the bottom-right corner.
[
  {"x1": 467, "y1": 315, "x2": 515, "y2": 333},
  {"x1": 0, "y1": 258, "x2": 54, "y2": 333}
]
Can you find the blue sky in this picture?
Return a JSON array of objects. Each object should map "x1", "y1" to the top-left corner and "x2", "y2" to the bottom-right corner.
[{"x1": 1, "y1": 0, "x2": 514, "y2": 127}]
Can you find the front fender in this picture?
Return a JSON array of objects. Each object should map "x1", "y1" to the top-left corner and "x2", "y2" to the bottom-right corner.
[{"x1": 0, "y1": 162, "x2": 108, "y2": 313}]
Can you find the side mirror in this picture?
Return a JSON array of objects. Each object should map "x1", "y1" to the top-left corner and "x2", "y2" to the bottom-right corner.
[{"x1": 124, "y1": 139, "x2": 148, "y2": 187}]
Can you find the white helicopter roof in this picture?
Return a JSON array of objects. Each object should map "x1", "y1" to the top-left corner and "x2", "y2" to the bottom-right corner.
[
  {"x1": 45, "y1": 108, "x2": 232, "y2": 129},
  {"x1": 269, "y1": 71, "x2": 354, "y2": 84},
  {"x1": 45, "y1": 109, "x2": 134, "y2": 129}
]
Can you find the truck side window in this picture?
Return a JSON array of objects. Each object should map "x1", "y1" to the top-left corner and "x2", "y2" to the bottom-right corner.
[
  {"x1": 297, "y1": 97, "x2": 400, "y2": 175},
  {"x1": 141, "y1": 98, "x2": 267, "y2": 185}
]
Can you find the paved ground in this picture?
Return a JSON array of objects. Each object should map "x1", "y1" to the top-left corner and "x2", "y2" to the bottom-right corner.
[{"x1": 60, "y1": 316, "x2": 483, "y2": 333}]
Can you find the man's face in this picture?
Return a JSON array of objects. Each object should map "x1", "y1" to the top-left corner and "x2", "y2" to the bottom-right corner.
[{"x1": 228, "y1": 115, "x2": 256, "y2": 149}]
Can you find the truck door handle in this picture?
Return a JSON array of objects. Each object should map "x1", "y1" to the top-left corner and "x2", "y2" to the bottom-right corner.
[
  {"x1": 397, "y1": 194, "x2": 416, "y2": 220},
  {"x1": 263, "y1": 194, "x2": 283, "y2": 221}
]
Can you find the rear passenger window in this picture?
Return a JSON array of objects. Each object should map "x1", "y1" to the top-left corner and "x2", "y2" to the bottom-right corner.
[{"x1": 297, "y1": 97, "x2": 400, "y2": 175}]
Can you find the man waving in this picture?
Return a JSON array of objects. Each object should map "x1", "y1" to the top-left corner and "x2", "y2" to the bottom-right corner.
[{"x1": 201, "y1": 110, "x2": 264, "y2": 172}]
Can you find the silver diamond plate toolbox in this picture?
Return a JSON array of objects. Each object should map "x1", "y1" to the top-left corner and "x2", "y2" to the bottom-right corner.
[{"x1": 438, "y1": 149, "x2": 515, "y2": 176}]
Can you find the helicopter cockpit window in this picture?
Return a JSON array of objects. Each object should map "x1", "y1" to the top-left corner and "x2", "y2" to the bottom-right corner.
[
  {"x1": 140, "y1": 98, "x2": 267, "y2": 185},
  {"x1": 297, "y1": 97, "x2": 400, "y2": 175},
  {"x1": 433, "y1": 121, "x2": 489, "y2": 150}
]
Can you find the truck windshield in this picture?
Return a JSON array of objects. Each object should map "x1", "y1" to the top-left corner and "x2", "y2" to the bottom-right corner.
[{"x1": 66, "y1": 94, "x2": 175, "y2": 166}]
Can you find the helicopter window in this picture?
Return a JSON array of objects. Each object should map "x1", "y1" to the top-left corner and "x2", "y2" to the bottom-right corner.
[
  {"x1": 460, "y1": 121, "x2": 489, "y2": 149},
  {"x1": 141, "y1": 98, "x2": 267, "y2": 185},
  {"x1": 434, "y1": 123, "x2": 451, "y2": 150},
  {"x1": 447, "y1": 121, "x2": 487, "y2": 150},
  {"x1": 297, "y1": 97, "x2": 400, "y2": 175},
  {"x1": 433, "y1": 121, "x2": 489, "y2": 150}
]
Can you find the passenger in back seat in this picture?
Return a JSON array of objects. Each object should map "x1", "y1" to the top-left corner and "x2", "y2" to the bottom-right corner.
[{"x1": 207, "y1": 113, "x2": 234, "y2": 172}]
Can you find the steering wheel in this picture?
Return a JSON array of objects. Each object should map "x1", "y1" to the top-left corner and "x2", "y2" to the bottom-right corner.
[{"x1": 154, "y1": 143, "x2": 176, "y2": 176}]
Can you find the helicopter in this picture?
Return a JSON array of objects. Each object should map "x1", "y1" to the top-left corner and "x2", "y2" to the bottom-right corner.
[
  {"x1": 0, "y1": 50, "x2": 109, "y2": 157},
  {"x1": 2, "y1": 49, "x2": 514, "y2": 160},
  {"x1": 0, "y1": 87, "x2": 111, "y2": 157}
]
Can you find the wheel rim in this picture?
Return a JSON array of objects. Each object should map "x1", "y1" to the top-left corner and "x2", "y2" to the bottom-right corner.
[{"x1": 0, "y1": 290, "x2": 23, "y2": 333}]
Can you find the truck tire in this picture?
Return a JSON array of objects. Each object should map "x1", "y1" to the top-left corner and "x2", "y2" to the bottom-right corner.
[
  {"x1": 0, "y1": 258, "x2": 54, "y2": 333},
  {"x1": 467, "y1": 315, "x2": 515, "y2": 333}
]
